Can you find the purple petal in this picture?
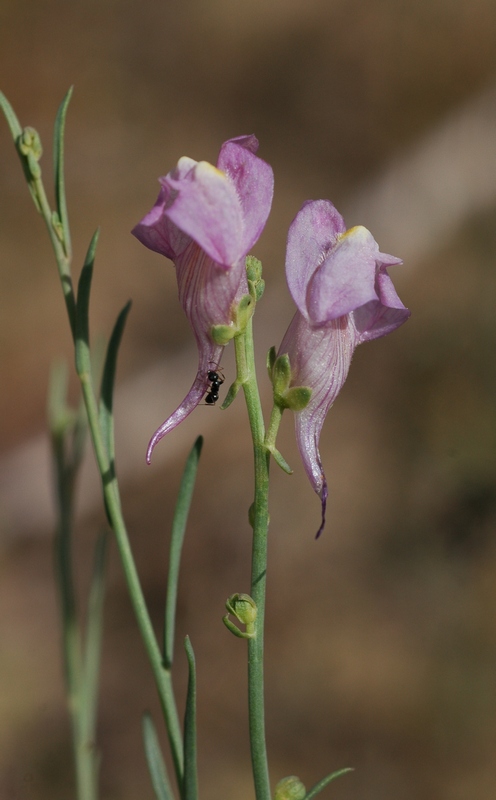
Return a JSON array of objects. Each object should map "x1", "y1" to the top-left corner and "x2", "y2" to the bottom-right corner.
[
  {"x1": 164, "y1": 160, "x2": 246, "y2": 267},
  {"x1": 353, "y1": 260, "x2": 411, "y2": 341},
  {"x1": 131, "y1": 187, "x2": 191, "y2": 260},
  {"x1": 307, "y1": 226, "x2": 384, "y2": 324},
  {"x1": 278, "y1": 311, "x2": 358, "y2": 536},
  {"x1": 217, "y1": 137, "x2": 274, "y2": 255},
  {"x1": 285, "y1": 200, "x2": 346, "y2": 319},
  {"x1": 147, "y1": 341, "x2": 224, "y2": 463},
  {"x1": 175, "y1": 241, "x2": 248, "y2": 334}
]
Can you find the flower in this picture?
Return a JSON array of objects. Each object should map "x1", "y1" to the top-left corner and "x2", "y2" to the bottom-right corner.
[
  {"x1": 278, "y1": 199, "x2": 410, "y2": 536},
  {"x1": 132, "y1": 135, "x2": 274, "y2": 462}
]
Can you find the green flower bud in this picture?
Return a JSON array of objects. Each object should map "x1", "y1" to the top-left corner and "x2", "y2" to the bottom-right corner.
[
  {"x1": 246, "y1": 255, "x2": 265, "y2": 300},
  {"x1": 18, "y1": 126, "x2": 43, "y2": 160},
  {"x1": 246, "y1": 254, "x2": 263, "y2": 283},
  {"x1": 274, "y1": 775, "x2": 306, "y2": 800},
  {"x1": 225, "y1": 593, "x2": 257, "y2": 626},
  {"x1": 223, "y1": 593, "x2": 257, "y2": 638}
]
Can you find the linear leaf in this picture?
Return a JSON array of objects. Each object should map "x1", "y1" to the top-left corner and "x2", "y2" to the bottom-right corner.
[
  {"x1": 142, "y1": 713, "x2": 175, "y2": 800},
  {"x1": 0, "y1": 91, "x2": 23, "y2": 139},
  {"x1": 99, "y1": 300, "x2": 131, "y2": 465},
  {"x1": 304, "y1": 768, "x2": 354, "y2": 799},
  {"x1": 75, "y1": 229, "x2": 99, "y2": 375},
  {"x1": 183, "y1": 636, "x2": 198, "y2": 800},
  {"x1": 163, "y1": 436, "x2": 203, "y2": 668},
  {"x1": 53, "y1": 86, "x2": 73, "y2": 259}
]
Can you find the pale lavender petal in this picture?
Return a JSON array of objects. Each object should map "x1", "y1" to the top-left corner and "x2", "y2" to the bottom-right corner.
[
  {"x1": 278, "y1": 311, "x2": 358, "y2": 536},
  {"x1": 285, "y1": 200, "x2": 346, "y2": 319},
  {"x1": 131, "y1": 187, "x2": 191, "y2": 260},
  {"x1": 147, "y1": 340, "x2": 224, "y2": 463},
  {"x1": 306, "y1": 226, "x2": 379, "y2": 324},
  {"x1": 354, "y1": 264, "x2": 410, "y2": 341},
  {"x1": 164, "y1": 160, "x2": 245, "y2": 267},
  {"x1": 175, "y1": 241, "x2": 248, "y2": 334},
  {"x1": 217, "y1": 137, "x2": 274, "y2": 255}
]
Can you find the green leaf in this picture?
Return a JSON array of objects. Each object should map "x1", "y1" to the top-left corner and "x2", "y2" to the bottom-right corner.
[
  {"x1": 268, "y1": 445, "x2": 293, "y2": 475},
  {"x1": 183, "y1": 636, "x2": 198, "y2": 800},
  {"x1": 142, "y1": 713, "x2": 175, "y2": 800},
  {"x1": 53, "y1": 86, "x2": 74, "y2": 259},
  {"x1": 163, "y1": 437, "x2": 203, "y2": 668},
  {"x1": 304, "y1": 768, "x2": 354, "y2": 799},
  {"x1": 99, "y1": 301, "x2": 132, "y2": 465},
  {"x1": 220, "y1": 378, "x2": 241, "y2": 410},
  {"x1": 0, "y1": 91, "x2": 23, "y2": 139},
  {"x1": 75, "y1": 229, "x2": 99, "y2": 376}
]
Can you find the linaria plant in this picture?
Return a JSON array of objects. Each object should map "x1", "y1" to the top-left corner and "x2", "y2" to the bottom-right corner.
[{"x1": 1, "y1": 88, "x2": 409, "y2": 800}]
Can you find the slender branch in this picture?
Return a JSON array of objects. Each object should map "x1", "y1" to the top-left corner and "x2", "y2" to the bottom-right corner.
[{"x1": 234, "y1": 319, "x2": 271, "y2": 800}]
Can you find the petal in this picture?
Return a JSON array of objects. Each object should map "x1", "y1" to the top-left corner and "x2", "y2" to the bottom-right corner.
[
  {"x1": 146, "y1": 340, "x2": 224, "y2": 463},
  {"x1": 285, "y1": 200, "x2": 346, "y2": 320},
  {"x1": 164, "y1": 160, "x2": 245, "y2": 267},
  {"x1": 131, "y1": 186, "x2": 191, "y2": 260},
  {"x1": 306, "y1": 226, "x2": 380, "y2": 324},
  {"x1": 278, "y1": 311, "x2": 358, "y2": 536},
  {"x1": 217, "y1": 137, "x2": 274, "y2": 255},
  {"x1": 175, "y1": 241, "x2": 248, "y2": 333},
  {"x1": 353, "y1": 260, "x2": 411, "y2": 341}
]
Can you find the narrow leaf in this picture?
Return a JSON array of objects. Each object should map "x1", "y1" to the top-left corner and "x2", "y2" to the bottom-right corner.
[
  {"x1": 183, "y1": 636, "x2": 198, "y2": 800},
  {"x1": 0, "y1": 91, "x2": 23, "y2": 139},
  {"x1": 53, "y1": 86, "x2": 74, "y2": 259},
  {"x1": 99, "y1": 301, "x2": 132, "y2": 464},
  {"x1": 142, "y1": 713, "x2": 175, "y2": 800},
  {"x1": 75, "y1": 229, "x2": 100, "y2": 376},
  {"x1": 163, "y1": 437, "x2": 203, "y2": 668},
  {"x1": 268, "y1": 445, "x2": 293, "y2": 475},
  {"x1": 304, "y1": 768, "x2": 354, "y2": 799}
]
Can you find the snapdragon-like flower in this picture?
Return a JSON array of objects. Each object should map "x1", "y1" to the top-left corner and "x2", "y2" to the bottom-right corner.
[
  {"x1": 278, "y1": 199, "x2": 410, "y2": 536},
  {"x1": 132, "y1": 135, "x2": 274, "y2": 462}
]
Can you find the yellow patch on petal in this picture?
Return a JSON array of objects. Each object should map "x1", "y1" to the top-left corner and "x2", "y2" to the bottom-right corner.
[
  {"x1": 196, "y1": 160, "x2": 227, "y2": 180},
  {"x1": 338, "y1": 224, "x2": 369, "y2": 242}
]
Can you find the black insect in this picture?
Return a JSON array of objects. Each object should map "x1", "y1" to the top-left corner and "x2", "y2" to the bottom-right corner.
[{"x1": 204, "y1": 368, "x2": 225, "y2": 405}]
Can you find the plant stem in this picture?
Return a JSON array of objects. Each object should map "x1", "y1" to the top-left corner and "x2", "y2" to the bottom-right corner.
[
  {"x1": 77, "y1": 369, "x2": 185, "y2": 787},
  {"x1": 234, "y1": 318, "x2": 271, "y2": 800}
]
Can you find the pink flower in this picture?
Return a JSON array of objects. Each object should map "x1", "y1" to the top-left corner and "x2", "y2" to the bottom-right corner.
[
  {"x1": 278, "y1": 199, "x2": 410, "y2": 536},
  {"x1": 132, "y1": 136, "x2": 274, "y2": 462}
]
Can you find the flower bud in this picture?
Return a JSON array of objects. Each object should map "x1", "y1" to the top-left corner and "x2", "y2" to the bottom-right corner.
[
  {"x1": 18, "y1": 126, "x2": 43, "y2": 160},
  {"x1": 225, "y1": 593, "x2": 257, "y2": 626},
  {"x1": 274, "y1": 775, "x2": 306, "y2": 800}
]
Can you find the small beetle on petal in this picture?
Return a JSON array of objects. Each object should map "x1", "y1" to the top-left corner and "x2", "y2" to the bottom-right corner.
[{"x1": 278, "y1": 199, "x2": 410, "y2": 536}]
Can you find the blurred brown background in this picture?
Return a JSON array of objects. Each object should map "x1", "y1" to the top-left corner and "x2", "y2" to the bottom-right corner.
[{"x1": 2, "y1": 1, "x2": 496, "y2": 798}]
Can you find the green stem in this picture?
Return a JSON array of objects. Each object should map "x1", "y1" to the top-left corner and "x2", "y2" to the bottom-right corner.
[
  {"x1": 34, "y1": 170, "x2": 184, "y2": 791},
  {"x1": 234, "y1": 319, "x2": 271, "y2": 800},
  {"x1": 77, "y1": 370, "x2": 184, "y2": 787},
  {"x1": 51, "y1": 423, "x2": 97, "y2": 800},
  {"x1": 32, "y1": 173, "x2": 77, "y2": 337}
]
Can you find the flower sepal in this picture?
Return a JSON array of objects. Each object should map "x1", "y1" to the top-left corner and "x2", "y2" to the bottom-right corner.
[
  {"x1": 268, "y1": 350, "x2": 312, "y2": 412},
  {"x1": 211, "y1": 322, "x2": 236, "y2": 346}
]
